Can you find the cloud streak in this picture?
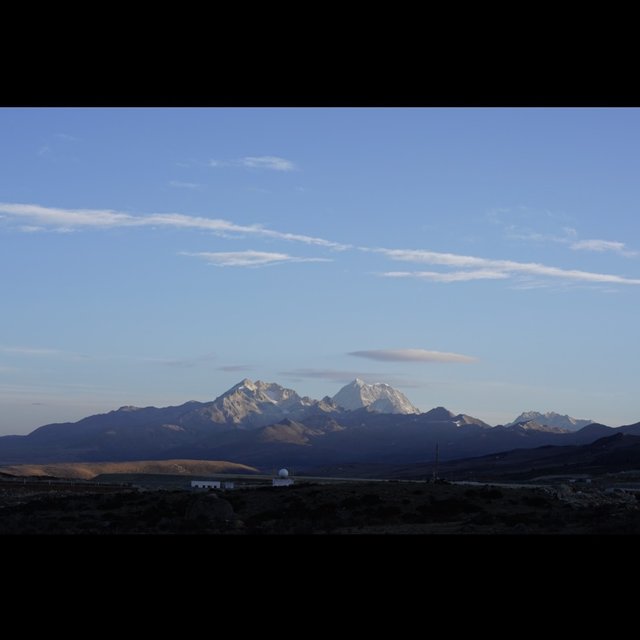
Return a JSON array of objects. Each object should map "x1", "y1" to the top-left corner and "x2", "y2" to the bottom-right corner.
[
  {"x1": 168, "y1": 180, "x2": 202, "y2": 190},
  {"x1": 0, "y1": 345, "x2": 67, "y2": 357},
  {"x1": 382, "y1": 270, "x2": 509, "y2": 282},
  {"x1": 570, "y1": 239, "x2": 637, "y2": 257},
  {"x1": 507, "y1": 229, "x2": 637, "y2": 257},
  {"x1": 348, "y1": 349, "x2": 477, "y2": 364},
  {"x1": 153, "y1": 353, "x2": 217, "y2": 368},
  {"x1": 279, "y1": 368, "x2": 422, "y2": 388},
  {"x1": 218, "y1": 365, "x2": 253, "y2": 372},
  {"x1": 373, "y1": 248, "x2": 640, "y2": 285},
  {"x1": 2, "y1": 204, "x2": 638, "y2": 289},
  {"x1": 495, "y1": 208, "x2": 637, "y2": 259},
  {"x1": 180, "y1": 250, "x2": 332, "y2": 268},
  {"x1": 210, "y1": 155, "x2": 296, "y2": 172},
  {"x1": 240, "y1": 156, "x2": 296, "y2": 171},
  {"x1": 0, "y1": 203, "x2": 349, "y2": 250},
  {"x1": 0, "y1": 345, "x2": 219, "y2": 368},
  {"x1": 491, "y1": 207, "x2": 637, "y2": 258}
]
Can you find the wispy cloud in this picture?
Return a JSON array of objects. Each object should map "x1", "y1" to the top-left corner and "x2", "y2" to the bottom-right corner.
[
  {"x1": 280, "y1": 368, "x2": 374, "y2": 383},
  {"x1": 0, "y1": 204, "x2": 134, "y2": 228},
  {"x1": 373, "y1": 248, "x2": 640, "y2": 286},
  {"x1": 180, "y1": 250, "x2": 332, "y2": 268},
  {"x1": 493, "y1": 207, "x2": 637, "y2": 258},
  {"x1": 348, "y1": 349, "x2": 477, "y2": 364},
  {"x1": 382, "y1": 270, "x2": 509, "y2": 282},
  {"x1": 88, "y1": 352, "x2": 216, "y2": 369},
  {"x1": 0, "y1": 203, "x2": 350, "y2": 250},
  {"x1": 218, "y1": 365, "x2": 253, "y2": 372},
  {"x1": 241, "y1": 156, "x2": 295, "y2": 171},
  {"x1": 168, "y1": 180, "x2": 202, "y2": 190},
  {"x1": 279, "y1": 368, "x2": 422, "y2": 388},
  {"x1": 504, "y1": 227, "x2": 561, "y2": 243},
  {"x1": 18, "y1": 225, "x2": 46, "y2": 233},
  {"x1": 210, "y1": 156, "x2": 296, "y2": 172},
  {"x1": 36, "y1": 133, "x2": 78, "y2": 161},
  {"x1": 570, "y1": 239, "x2": 637, "y2": 257},
  {"x1": 0, "y1": 346, "x2": 196, "y2": 365},
  {"x1": 488, "y1": 206, "x2": 572, "y2": 227},
  {"x1": 0, "y1": 345, "x2": 67, "y2": 357},
  {"x1": 506, "y1": 228, "x2": 637, "y2": 257},
  {"x1": 3, "y1": 203, "x2": 637, "y2": 290},
  {"x1": 153, "y1": 352, "x2": 217, "y2": 368}
]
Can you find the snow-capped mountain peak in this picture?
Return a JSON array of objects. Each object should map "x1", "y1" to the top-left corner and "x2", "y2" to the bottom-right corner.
[
  {"x1": 205, "y1": 379, "x2": 337, "y2": 428},
  {"x1": 216, "y1": 379, "x2": 304, "y2": 406},
  {"x1": 506, "y1": 411, "x2": 593, "y2": 432},
  {"x1": 332, "y1": 379, "x2": 419, "y2": 414}
]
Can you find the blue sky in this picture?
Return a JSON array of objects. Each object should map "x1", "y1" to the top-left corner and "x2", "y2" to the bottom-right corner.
[{"x1": 1, "y1": 107, "x2": 639, "y2": 434}]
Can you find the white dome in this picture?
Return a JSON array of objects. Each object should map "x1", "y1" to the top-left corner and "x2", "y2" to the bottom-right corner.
[{"x1": 278, "y1": 468, "x2": 289, "y2": 478}]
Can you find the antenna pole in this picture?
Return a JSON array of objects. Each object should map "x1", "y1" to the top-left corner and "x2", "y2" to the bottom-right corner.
[{"x1": 433, "y1": 442, "x2": 439, "y2": 482}]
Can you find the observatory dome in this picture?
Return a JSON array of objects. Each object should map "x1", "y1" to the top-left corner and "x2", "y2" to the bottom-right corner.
[{"x1": 278, "y1": 468, "x2": 289, "y2": 478}]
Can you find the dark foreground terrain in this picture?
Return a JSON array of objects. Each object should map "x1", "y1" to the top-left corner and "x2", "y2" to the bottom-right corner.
[{"x1": 1, "y1": 478, "x2": 640, "y2": 534}]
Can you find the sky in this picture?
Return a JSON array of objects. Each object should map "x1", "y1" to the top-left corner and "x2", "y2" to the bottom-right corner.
[{"x1": 1, "y1": 107, "x2": 639, "y2": 434}]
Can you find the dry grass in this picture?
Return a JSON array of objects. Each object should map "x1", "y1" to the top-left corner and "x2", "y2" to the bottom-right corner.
[
  {"x1": 0, "y1": 459, "x2": 259, "y2": 480},
  {"x1": 0, "y1": 478, "x2": 638, "y2": 534}
]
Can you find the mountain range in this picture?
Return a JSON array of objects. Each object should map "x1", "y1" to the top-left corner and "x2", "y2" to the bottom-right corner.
[
  {"x1": 0, "y1": 378, "x2": 635, "y2": 471},
  {"x1": 504, "y1": 411, "x2": 593, "y2": 432},
  {"x1": 309, "y1": 432, "x2": 640, "y2": 482},
  {"x1": 439, "y1": 431, "x2": 640, "y2": 482}
]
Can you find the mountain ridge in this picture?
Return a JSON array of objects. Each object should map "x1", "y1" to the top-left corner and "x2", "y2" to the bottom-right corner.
[
  {"x1": 505, "y1": 411, "x2": 593, "y2": 432},
  {"x1": 332, "y1": 378, "x2": 419, "y2": 414},
  {"x1": 0, "y1": 378, "x2": 633, "y2": 470}
]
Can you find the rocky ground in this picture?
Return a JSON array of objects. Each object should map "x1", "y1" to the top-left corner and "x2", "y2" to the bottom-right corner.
[{"x1": 1, "y1": 479, "x2": 639, "y2": 534}]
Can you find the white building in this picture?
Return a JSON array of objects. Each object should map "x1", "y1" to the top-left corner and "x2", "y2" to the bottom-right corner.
[
  {"x1": 272, "y1": 478, "x2": 294, "y2": 487},
  {"x1": 191, "y1": 480, "x2": 221, "y2": 489},
  {"x1": 272, "y1": 468, "x2": 294, "y2": 487}
]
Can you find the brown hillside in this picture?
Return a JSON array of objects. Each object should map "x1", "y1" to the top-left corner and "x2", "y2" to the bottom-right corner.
[{"x1": 0, "y1": 459, "x2": 259, "y2": 480}]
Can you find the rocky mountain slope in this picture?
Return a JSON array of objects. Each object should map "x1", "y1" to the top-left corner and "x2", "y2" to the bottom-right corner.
[
  {"x1": 505, "y1": 411, "x2": 592, "y2": 432},
  {"x1": 332, "y1": 378, "x2": 419, "y2": 414},
  {"x1": 185, "y1": 378, "x2": 339, "y2": 429},
  {"x1": 0, "y1": 378, "x2": 634, "y2": 471}
]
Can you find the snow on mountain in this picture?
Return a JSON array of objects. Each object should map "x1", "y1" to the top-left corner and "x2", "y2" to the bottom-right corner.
[
  {"x1": 1, "y1": 377, "x2": 627, "y2": 468},
  {"x1": 332, "y1": 378, "x2": 419, "y2": 414},
  {"x1": 506, "y1": 411, "x2": 592, "y2": 432},
  {"x1": 504, "y1": 420, "x2": 570, "y2": 434},
  {"x1": 193, "y1": 379, "x2": 338, "y2": 428}
]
